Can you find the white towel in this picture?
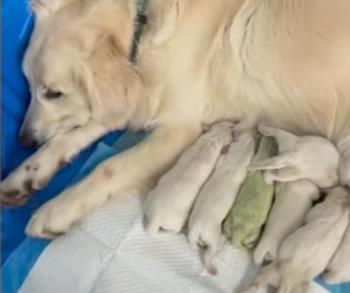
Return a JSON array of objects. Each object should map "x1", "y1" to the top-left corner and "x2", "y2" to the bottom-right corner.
[{"x1": 19, "y1": 197, "x2": 329, "y2": 293}]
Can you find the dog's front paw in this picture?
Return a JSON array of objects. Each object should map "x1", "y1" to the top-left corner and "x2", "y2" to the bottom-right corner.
[
  {"x1": 26, "y1": 192, "x2": 83, "y2": 239},
  {"x1": 0, "y1": 166, "x2": 43, "y2": 207},
  {"x1": 0, "y1": 180, "x2": 31, "y2": 207},
  {"x1": 0, "y1": 150, "x2": 67, "y2": 207}
]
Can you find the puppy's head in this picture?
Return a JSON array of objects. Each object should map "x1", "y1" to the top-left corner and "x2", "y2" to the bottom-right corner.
[{"x1": 21, "y1": 0, "x2": 142, "y2": 147}]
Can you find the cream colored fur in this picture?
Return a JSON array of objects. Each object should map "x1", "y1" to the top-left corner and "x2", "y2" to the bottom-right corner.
[{"x1": 0, "y1": 0, "x2": 349, "y2": 237}]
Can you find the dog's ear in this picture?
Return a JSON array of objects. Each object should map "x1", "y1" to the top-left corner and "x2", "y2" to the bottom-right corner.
[
  {"x1": 82, "y1": 34, "x2": 143, "y2": 130},
  {"x1": 30, "y1": 0, "x2": 78, "y2": 19}
]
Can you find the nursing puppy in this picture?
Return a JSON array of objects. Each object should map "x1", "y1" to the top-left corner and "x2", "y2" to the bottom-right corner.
[
  {"x1": 188, "y1": 132, "x2": 255, "y2": 274},
  {"x1": 245, "y1": 187, "x2": 349, "y2": 293},
  {"x1": 254, "y1": 180, "x2": 319, "y2": 266},
  {"x1": 1, "y1": 0, "x2": 350, "y2": 238},
  {"x1": 144, "y1": 121, "x2": 233, "y2": 236},
  {"x1": 324, "y1": 214, "x2": 350, "y2": 284},
  {"x1": 250, "y1": 125, "x2": 339, "y2": 188}
]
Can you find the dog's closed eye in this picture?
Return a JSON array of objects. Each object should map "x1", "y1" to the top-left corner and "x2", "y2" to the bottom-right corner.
[{"x1": 45, "y1": 89, "x2": 63, "y2": 99}]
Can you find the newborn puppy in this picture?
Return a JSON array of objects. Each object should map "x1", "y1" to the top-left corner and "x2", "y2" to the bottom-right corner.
[
  {"x1": 250, "y1": 125, "x2": 339, "y2": 188},
  {"x1": 254, "y1": 180, "x2": 319, "y2": 266},
  {"x1": 143, "y1": 121, "x2": 234, "y2": 237},
  {"x1": 188, "y1": 133, "x2": 256, "y2": 274},
  {"x1": 223, "y1": 136, "x2": 277, "y2": 250},
  {"x1": 324, "y1": 213, "x2": 350, "y2": 284},
  {"x1": 245, "y1": 187, "x2": 349, "y2": 293}
]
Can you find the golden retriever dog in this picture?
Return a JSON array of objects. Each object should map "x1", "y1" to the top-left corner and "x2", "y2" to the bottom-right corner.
[{"x1": 1, "y1": 0, "x2": 349, "y2": 238}]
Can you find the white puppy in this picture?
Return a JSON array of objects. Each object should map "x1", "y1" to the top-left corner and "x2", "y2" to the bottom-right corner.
[
  {"x1": 324, "y1": 214, "x2": 350, "y2": 284},
  {"x1": 245, "y1": 187, "x2": 349, "y2": 293},
  {"x1": 250, "y1": 125, "x2": 339, "y2": 188},
  {"x1": 143, "y1": 121, "x2": 234, "y2": 237},
  {"x1": 188, "y1": 133, "x2": 256, "y2": 274},
  {"x1": 254, "y1": 180, "x2": 319, "y2": 266}
]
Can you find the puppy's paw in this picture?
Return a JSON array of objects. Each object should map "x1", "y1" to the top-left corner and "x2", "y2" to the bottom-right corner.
[
  {"x1": 143, "y1": 212, "x2": 184, "y2": 237},
  {"x1": 253, "y1": 241, "x2": 277, "y2": 265},
  {"x1": 188, "y1": 224, "x2": 222, "y2": 274},
  {"x1": 26, "y1": 191, "x2": 83, "y2": 239}
]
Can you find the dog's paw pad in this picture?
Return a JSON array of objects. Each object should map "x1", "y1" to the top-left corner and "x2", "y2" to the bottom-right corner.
[{"x1": 0, "y1": 185, "x2": 31, "y2": 207}]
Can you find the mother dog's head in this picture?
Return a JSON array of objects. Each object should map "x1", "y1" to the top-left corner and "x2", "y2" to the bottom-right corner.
[{"x1": 20, "y1": 0, "x2": 143, "y2": 147}]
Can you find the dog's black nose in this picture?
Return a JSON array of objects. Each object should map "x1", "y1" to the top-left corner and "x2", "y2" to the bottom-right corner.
[{"x1": 19, "y1": 130, "x2": 39, "y2": 148}]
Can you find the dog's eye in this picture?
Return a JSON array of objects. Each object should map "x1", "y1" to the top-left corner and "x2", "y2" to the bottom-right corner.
[{"x1": 45, "y1": 89, "x2": 63, "y2": 99}]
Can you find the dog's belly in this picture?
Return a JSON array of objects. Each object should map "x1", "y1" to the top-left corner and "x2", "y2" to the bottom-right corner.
[
  {"x1": 144, "y1": 0, "x2": 350, "y2": 143},
  {"x1": 219, "y1": 0, "x2": 350, "y2": 142}
]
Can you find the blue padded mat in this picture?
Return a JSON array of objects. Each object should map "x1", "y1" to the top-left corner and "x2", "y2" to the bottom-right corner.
[{"x1": 1, "y1": 1, "x2": 349, "y2": 292}]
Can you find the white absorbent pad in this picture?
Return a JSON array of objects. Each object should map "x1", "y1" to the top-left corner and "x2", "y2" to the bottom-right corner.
[{"x1": 19, "y1": 197, "x2": 330, "y2": 293}]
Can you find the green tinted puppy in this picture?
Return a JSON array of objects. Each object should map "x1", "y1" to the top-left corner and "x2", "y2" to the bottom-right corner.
[{"x1": 223, "y1": 136, "x2": 277, "y2": 249}]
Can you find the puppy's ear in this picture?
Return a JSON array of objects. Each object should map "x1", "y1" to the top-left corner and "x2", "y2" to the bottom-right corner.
[
  {"x1": 249, "y1": 153, "x2": 295, "y2": 171},
  {"x1": 259, "y1": 125, "x2": 298, "y2": 152},
  {"x1": 83, "y1": 34, "x2": 143, "y2": 130},
  {"x1": 263, "y1": 167, "x2": 300, "y2": 184},
  {"x1": 249, "y1": 152, "x2": 301, "y2": 184},
  {"x1": 30, "y1": 0, "x2": 78, "y2": 19}
]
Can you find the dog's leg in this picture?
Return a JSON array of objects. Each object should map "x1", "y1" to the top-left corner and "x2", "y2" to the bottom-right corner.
[
  {"x1": 0, "y1": 122, "x2": 108, "y2": 206},
  {"x1": 26, "y1": 124, "x2": 201, "y2": 238}
]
